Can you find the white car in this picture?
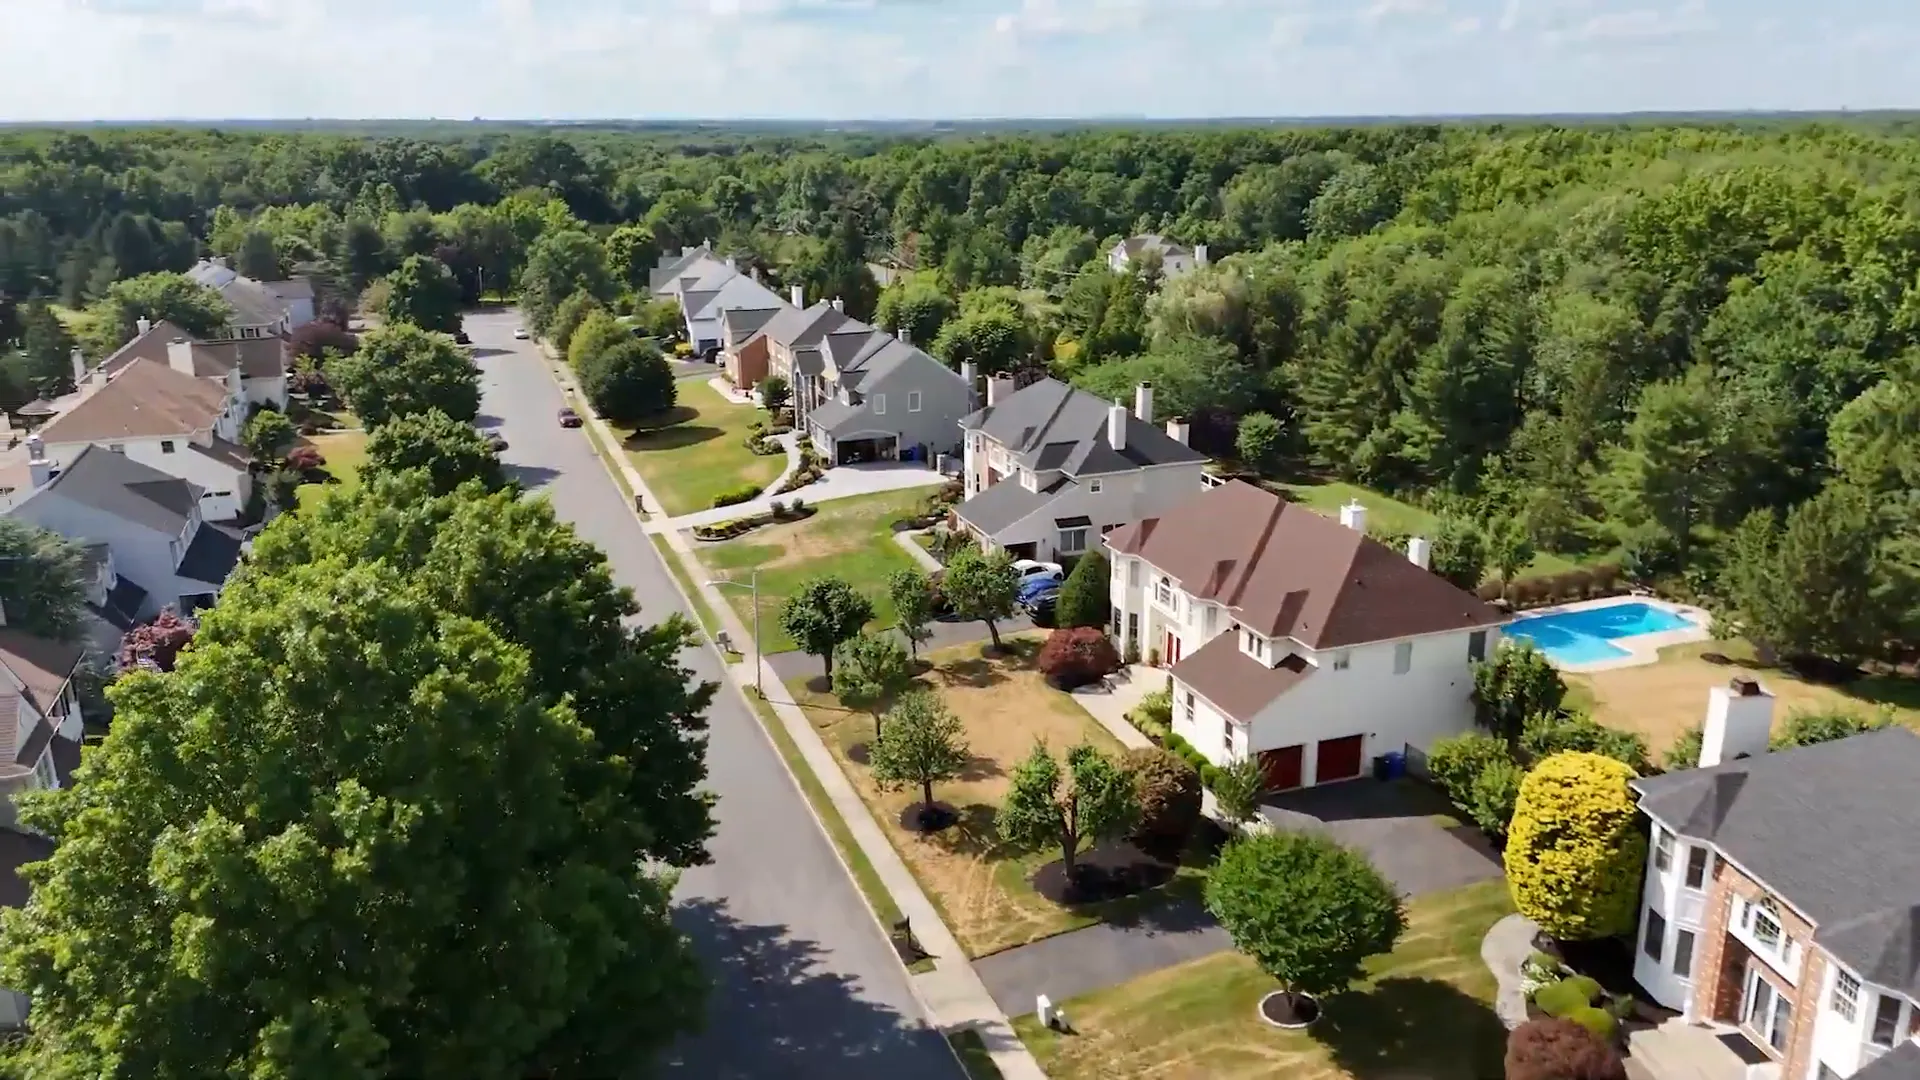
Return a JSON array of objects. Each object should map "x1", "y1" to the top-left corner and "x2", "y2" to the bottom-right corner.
[
  {"x1": 513, "y1": 327, "x2": 530, "y2": 340},
  {"x1": 1012, "y1": 559, "x2": 1064, "y2": 584}
]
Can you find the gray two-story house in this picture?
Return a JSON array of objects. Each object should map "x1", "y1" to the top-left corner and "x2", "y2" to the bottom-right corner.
[
  {"x1": 7, "y1": 445, "x2": 243, "y2": 618},
  {"x1": 804, "y1": 326, "x2": 973, "y2": 467},
  {"x1": 956, "y1": 377, "x2": 1209, "y2": 563}
]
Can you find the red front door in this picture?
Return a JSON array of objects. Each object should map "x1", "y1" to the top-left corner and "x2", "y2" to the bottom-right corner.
[
  {"x1": 1315, "y1": 735, "x2": 1366, "y2": 784},
  {"x1": 1258, "y1": 745, "x2": 1303, "y2": 792},
  {"x1": 1163, "y1": 632, "x2": 1182, "y2": 665}
]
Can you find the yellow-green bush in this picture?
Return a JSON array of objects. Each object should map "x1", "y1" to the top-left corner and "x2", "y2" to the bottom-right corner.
[
  {"x1": 1566, "y1": 1006, "x2": 1618, "y2": 1043},
  {"x1": 1532, "y1": 979, "x2": 1590, "y2": 1018},
  {"x1": 1504, "y1": 751, "x2": 1646, "y2": 942}
]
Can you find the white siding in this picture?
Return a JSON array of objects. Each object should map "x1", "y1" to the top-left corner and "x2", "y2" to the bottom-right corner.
[
  {"x1": 993, "y1": 460, "x2": 1210, "y2": 561},
  {"x1": 39, "y1": 436, "x2": 249, "y2": 522},
  {"x1": 1632, "y1": 822, "x2": 1715, "y2": 1012},
  {"x1": 1808, "y1": 963, "x2": 1919, "y2": 1079}
]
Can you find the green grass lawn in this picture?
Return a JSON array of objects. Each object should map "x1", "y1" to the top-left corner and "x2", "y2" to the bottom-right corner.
[
  {"x1": 1276, "y1": 479, "x2": 1585, "y2": 578},
  {"x1": 1014, "y1": 880, "x2": 1513, "y2": 1080},
  {"x1": 293, "y1": 429, "x2": 369, "y2": 511},
  {"x1": 694, "y1": 489, "x2": 929, "y2": 653},
  {"x1": 621, "y1": 380, "x2": 783, "y2": 517}
]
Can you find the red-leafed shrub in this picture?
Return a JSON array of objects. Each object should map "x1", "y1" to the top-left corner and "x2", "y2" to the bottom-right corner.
[
  {"x1": 1505, "y1": 1017, "x2": 1626, "y2": 1080},
  {"x1": 285, "y1": 446, "x2": 325, "y2": 471},
  {"x1": 289, "y1": 319, "x2": 359, "y2": 363},
  {"x1": 117, "y1": 608, "x2": 197, "y2": 673},
  {"x1": 1038, "y1": 627, "x2": 1122, "y2": 689}
]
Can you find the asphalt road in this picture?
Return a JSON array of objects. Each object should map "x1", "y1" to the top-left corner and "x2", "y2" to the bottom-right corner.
[{"x1": 463, "y1": 310, "x2": 959, "y2": 1079}]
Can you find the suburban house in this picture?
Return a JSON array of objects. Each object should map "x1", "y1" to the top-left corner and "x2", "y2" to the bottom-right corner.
[
  {"x1": 0, "y1": 628, "x2": 90, "y2": 1027},
  {"x1": 758, "y1": 297, "x2": 859, "y2": 416},
  {"x1": 8, "y1": 444, "x2": 244, "y2": 618},
  {"x1": 717, "y1": 302, "x2": 786, "y2": 389},
  {"x1": 186, "y1": 258, "x2": 314, "y2": 332},
  {"x1": 648, "y1": 246, "x2": 787, "y2": 356},
  {"x1": 100, "y1": 316, "x2": 290, "y2": 409},
  {"x1": 2, "y1": 357, "x2": 252, "y2": 521},
  {"x1": 955, "y1": 378, "x2": 1208, "y2": 564},
  {"x1": 1103, "y1": 479, "x2": 1507, "y2": 791},
  {"x1": 1106, "y1": 234, "x2": 1207, "y2": 279},
  {"x1": 801, "y1": 324, "x2": 973, "y2": 467},
  {"x1": 1630, "y1": 696, "x2": 1920, "y2": 1080}
]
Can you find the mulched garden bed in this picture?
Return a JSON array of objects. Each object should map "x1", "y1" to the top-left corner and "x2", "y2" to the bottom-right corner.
[
  {"x1": 1532, "y1": 933, "x2": 1678, "y2": 1026},
  {"x1": 1030, "y1": 840, "x2": 1177, "y2": 906},
  {"x1": 897, "y1": 801, "x2": 958, "y2": 834},
  {"x1": 1259, "y1": 991, "x2": 1321, "y2": 1028}
]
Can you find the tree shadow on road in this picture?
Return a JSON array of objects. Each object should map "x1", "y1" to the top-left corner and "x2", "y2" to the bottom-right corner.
[
  {"x1": 503, "y1": 463, "x2": 564, "y2": 491},
  {"x1": 662, "y1": 897, "x2": 955, "y2": 1079}
]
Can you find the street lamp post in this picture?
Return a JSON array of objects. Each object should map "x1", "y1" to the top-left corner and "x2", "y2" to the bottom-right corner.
[{"x1": 705, "y1": 570, "x2": 761, "y2": 697}]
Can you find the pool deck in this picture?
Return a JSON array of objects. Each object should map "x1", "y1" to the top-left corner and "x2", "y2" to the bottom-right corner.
[{"x1": 1507, "y1": 594, "x2": 1714, "y2": 674}]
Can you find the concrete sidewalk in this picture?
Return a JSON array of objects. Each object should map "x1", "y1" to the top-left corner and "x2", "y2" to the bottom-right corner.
[{"x1": 544, "y1": 356, "x2": 1048, "y2": 1080}]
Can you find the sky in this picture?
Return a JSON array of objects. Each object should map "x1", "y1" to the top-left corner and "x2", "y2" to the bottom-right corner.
[{"x1": 1, "y1": 0, "x2": 1916, "y2": 121}]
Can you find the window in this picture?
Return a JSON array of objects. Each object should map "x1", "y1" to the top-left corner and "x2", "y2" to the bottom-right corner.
[
  {"x1": 1393, "y1": 641, "x2": 1413, "y2": 675},
  {"x1": 1654, "y1": 827, "x2": 1673, "y2": 872},
  {"x1": 1128, "y1": 560, "x2": 1141, "y2": 587},
  {"x1": 1058, "y1": 528, "x2": 1087, "y2": 553},
  {"x1": 1202, "y1": 606, "x2": 1217, "y2": 637},
  {"x1": 109, "y1": 443, "x2": 125, "y2": 454},
  {"x1": 1111, "y1": 606, "x2": 1122, "y2": 633},
  {"x1": 1643, "y1": 909, "x2": 1666, "y2": 962},
  {"x1": 1685, "y1": 845, "x2": 1709, "y2": 889},
  {"x1": 1674, "y1": 929, "x2": 1695, "y2": 979},
  {"x1": 1831, "y1": 971, "x2": 1860, "y2": 1022},
  {"x1": 1332, "y1": 651, "x2": 1352, "y2": 671},
  {"x1": 908, "y1": 390, "x2": 922, "y2": 412},
  {"x1": 873, "y1": 393, "x2": 886, "y2": 414},
  {"x1": 1468, "y1": 630, "x2": 1487, "y2": 662},
  {"x1": 32, "y1": 753, "x2": 56, "y2": 790},
  {"x1": 1744, "y1": 970, "x2": 1793, "y2": 1053},
  {"x1": 1221, "y1": 719, "x2": 1233, "y2": 755},
  {"x1": 1154, "y1": 576, "x2": 1173, "y2": 606},
  {"x1": 161, "y1": 440, "x2": 176, "y2": 453},
  {"x1": 1180, "y1": 691, "x2": 1194, "y2": 724},
  {"x1": 1242, "y1": 630, "x2": 1266, "y2": 661},
  {"x1": 1871, "y1": 994, "x2": 1903, "y2": 1047},
  {"x1": 1088, "y1": 479, "x2": 1103, "y2": 493}
]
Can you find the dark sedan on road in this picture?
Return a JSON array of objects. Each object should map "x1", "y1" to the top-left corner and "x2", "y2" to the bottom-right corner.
[{"x1": 557, "y1": 407, "x2": 583, "y2": 428}]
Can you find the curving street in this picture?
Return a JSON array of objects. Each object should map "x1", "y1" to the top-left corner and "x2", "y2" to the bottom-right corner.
[{"x1": 462, "y1": 308, "x2": 960, "y2": 1079}]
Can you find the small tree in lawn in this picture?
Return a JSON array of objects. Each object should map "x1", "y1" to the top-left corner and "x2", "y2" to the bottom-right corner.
[
  {"x1": 999, "y1": 742, "x2": 1138, "y2": 891},
  {"x1": 1235, "y1": 411, "x2": 1283, "y2": 472},
  {"x1": 1505, "y1": 751, "x2": 1646, "y2": 943},
  {"x1": 868, "y1": 689, "x2": 970, "y2": 831},
  {"x1": 1204, "y1": 830, "x2": 1406, "y2": 1020},
  {"x1": 1430, "y1": 514, "x2": 1490, "y2": 591},
  {"x1": 116, "y1": 608, "x2": 196, "y2": 673},
  {"x1": 1473, "y1": 641, "x2": 1567, "y2": 746},
  {"x1": 243, "y1": 409, "x2": 295, "y2": 465},
  {"x1": 1506, "y1": 1017, "x2": 1627, "y2": 1080},
  {"x1": 760, "y1": 374, "x2": 791, "y2": 417},
  {"x1": 942, "y1": 547, "x2": 1020, "y2": 651},
  {"x1": 1210, "y1": 755, "x2": 1265, "y2": 830},
  {"x1": 1053, "y1": 550, "x2": 1110, "y2": 630},
  {"x1": 780, "y1": 577, "x2": 875, "y2": 679},
  {"x1": 887, "y1": 567, "x2": 935, "y2": 658},
  {"x1": 832, "y1": 632, "x2": 912, "y2": 746},
  {"x1": 1488, "y1": 514, "x2": 1537, "y2": 588}
]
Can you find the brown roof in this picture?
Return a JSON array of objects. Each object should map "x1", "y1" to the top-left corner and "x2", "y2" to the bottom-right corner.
[
  {"x1": 1104, "y1": 480, "x2": 1506, "y2": 649},
  {"x1": 38, "y1": 358, "x2": 229, "y2": 444},
  {"x1": 0, "y1": 629, "x2": 83, "y2": 714},
  {"x1": 1171, "y1": 635, "x2": 1314, "y2": 723},
  {"x1": 100, "y1": 319, "x2": 192, "y2": 374},
  {"x1": 102, "y1": 321, "x2": 285, "y2": 381}
]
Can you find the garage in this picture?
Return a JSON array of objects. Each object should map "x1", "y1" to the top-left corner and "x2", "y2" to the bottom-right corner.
[
  {"x1": 834, "y1": 436, "x2": 896, "y2": 465},
  {"x1": 1315, "y1": 735, "x2": 1366, "y2": 784},
  {"x1": 1258, "y1": 745, "x2": 1303, "y2": 792}
]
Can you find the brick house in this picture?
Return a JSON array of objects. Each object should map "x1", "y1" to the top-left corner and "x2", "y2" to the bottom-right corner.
[{"x1": 1629, "y1": 680, "x2": 1920, "y2": 1079}]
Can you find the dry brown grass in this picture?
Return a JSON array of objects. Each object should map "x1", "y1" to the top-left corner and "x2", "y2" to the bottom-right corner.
[
  {"x1": 1566, "y1": 640, "x2": 1920, "y2": 753},
  {"x1": 790, "y1": 634, "x2": 1128, "y2": 957},
  {"x1": 1013, "y1": 881, "x2": 1513, "y2": 1080}
]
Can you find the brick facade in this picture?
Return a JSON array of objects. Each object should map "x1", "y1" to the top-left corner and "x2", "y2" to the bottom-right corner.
[{"x1": 1688, "y1": 854, "x2": 1824, "y2": 1069}]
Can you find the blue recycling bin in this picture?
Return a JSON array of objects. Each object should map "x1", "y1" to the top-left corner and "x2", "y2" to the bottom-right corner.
[{"x1": 1382, "y1": 751, "x2": 1406, "y2": 780}]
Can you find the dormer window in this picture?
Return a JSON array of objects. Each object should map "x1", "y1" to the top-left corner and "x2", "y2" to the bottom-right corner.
[
  {"x1": 1021, "y1": 469, "x2": 1036, "y2": 491},
  {"x1": 1332, "y1": 650, "x2": 1352, "y2": 671},
  {"x1": 1241, "y1": 629, "x2": 1268, "y2": 662}
]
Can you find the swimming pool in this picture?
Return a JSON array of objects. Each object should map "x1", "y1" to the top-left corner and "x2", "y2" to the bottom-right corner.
[{"x1": 1503, "y1": 602, "x2": 1696, "y2": 666}]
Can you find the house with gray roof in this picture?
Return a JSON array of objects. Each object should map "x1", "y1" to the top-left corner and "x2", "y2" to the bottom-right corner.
[
  {"x1": 647, "y1": 246, "x2": 787, "y2": 356},
  {"x1": 803, "y1": 328, "x2": 971, "y2": 467},
  {"x1": 186, "y1": 258, "x2": 311, "y2": 334},
  {"x1": 955, "y1": 377, "x2": 1207, "y2": 564},
  {"x1": 1627, "y1": 689, "x2": 1920, "y2": 1080}
]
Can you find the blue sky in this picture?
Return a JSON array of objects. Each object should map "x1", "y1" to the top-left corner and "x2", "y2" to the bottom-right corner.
[{"x1": 2, "y1": 0, "x2": 1915, "y2": 121}]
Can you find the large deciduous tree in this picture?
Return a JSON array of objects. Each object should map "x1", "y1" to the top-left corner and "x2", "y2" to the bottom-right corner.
[
  {"x1": 18, "y1": 298, "x2": 76, "y2": 397},
  {"x1": 242, "y1": 407, "x2": 296, "y2": 464},
  {"x1": 520, "y1": 229, "x2": 613, "y2": 333},
  {"x1": 997, "y1": 742, "x2": 1138, "y2": 889},
  {"x1": 80, "y1": 271, "x2": 233, "y2": 356},
  {"x1": 868, "y1": 689, "x2": 970, "y2": 830},
  {"x1": 886, "y1": 568, "x2": 935, "y2": 658},
  {"x1": 931, "y1": 309, "x2": 1031, "y2": 376},
  {"x1": 940, "y1": 547, "x2": 1019, "y2": 651},
  {"x1": 361, "y1": 408, "x2": 507, "y2": 495},
  {"x1": 1471, "y1": 642, "x2": 1567, "y2": 746},
  {"x1": 0, "y1": 518, "x2": 89, "y2": 642},
  {"x1": 580, "y1": 339, "x2": 676, "y2": 425},
  {"x1": 1505, "y1": 751, "x2": 1646, "y2": 942},
  {"x1": 379, "y1": 253, "x2": 465, "y2": 334},
  {"x1": 331, "y1": 322, "x2": 481, "y2": 427},
  {"x1": 831, "y1": 631, "x2": 913, "y2": 743},
  {"x1": 779, "y1": 576, "x2": 875, "y2": 678}
]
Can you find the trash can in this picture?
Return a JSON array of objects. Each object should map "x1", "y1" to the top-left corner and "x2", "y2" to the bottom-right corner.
[
  {"x1": 1372, "y1": 755, "x2": 1391, "y2": 781},
  {"x1": 1383, "y1": 751, "x2": 1406, "y2": 780}
]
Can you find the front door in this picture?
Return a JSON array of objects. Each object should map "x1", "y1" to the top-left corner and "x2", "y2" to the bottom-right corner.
[
  {"x1": 1163, "y1": 631, "x2": 1183, "y2": 665},
  {"x1": 1742, "y1": 966, "x2": 1792, "y2": 1055},
  {"x1": 1258, "y1": 745, "x2": 1303, "y2": 792}
]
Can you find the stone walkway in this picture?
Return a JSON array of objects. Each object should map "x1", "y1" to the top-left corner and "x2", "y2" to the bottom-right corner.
[
  {"x1": 892, "y1": 529, "x2": 942, "y2": 572},
  {"x1": 1066, "y1": 664, "x2": 1162, "y2": 751},
  {"x1": 1481, "y1": 912, "x2": 1539, "y2": 1030},
  {"x1": 646, "y1": 460, "x2": 947, "y2": 533}
]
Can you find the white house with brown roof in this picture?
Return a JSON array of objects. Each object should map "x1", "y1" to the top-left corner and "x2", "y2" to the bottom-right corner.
[
  {"x1": 1103, "y1": 480, "x2": 1507, "y2": 792},
  {"x1": 7, "y1": 357, "x2": 252, "y2": 521},
  {"x1": 102, "y1": 317, "x2": 289, "y2": 409}
]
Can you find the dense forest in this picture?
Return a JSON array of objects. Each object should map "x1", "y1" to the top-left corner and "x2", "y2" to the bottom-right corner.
[{"x1": 0, "y1": 121, "x2": 1915, "y2": 670}]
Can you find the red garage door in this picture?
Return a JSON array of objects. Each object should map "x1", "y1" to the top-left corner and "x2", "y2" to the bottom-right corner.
[
  {"x1": 1258, "y1": 745, "x2": 1303, "y2": 792},
  {"x1": 1315, "y1": 735, "x2": 1366, "y2": 784}
]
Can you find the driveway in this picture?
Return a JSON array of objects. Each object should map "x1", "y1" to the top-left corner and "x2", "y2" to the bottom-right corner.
[
  {"x1": 465, "y1": 310, "x2": 959, "y2": 1079},
  {"x1": 766, "y1": 613, "x2": 1037, "y2": 685},
  {"x1": 653, "y1": 461, "x2": 949, "y2": 532},
  {"x1": 1258, "y1": 780, "x2": 1503, "y2": 897}
]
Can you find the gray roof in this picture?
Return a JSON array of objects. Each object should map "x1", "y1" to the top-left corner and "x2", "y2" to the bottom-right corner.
[
  {"x1": 177, "y1": 523, "x2": 244, "y2": 586},
  {"x1": 721, "y1": 306, "x2": 782, "y2": 346},
  {"x1": 807, "y1": 398, "x2": 860, "y2": 436},
  {"x1": 754, "y1": 302, "x2": 849, "y2": 350},
  {"x1": 686, "y1": 275, "x2": 787, "y2": 321},
  {"x1": 262, "y1": 277, "x2": 315, "y2": 302},
  {"x1": 35, "y1": 445, "x2": 200, "y2": 534},
  {"x1": 960, "y1": 378, "x2": 1205, "y2": 477},
  {"x1": 648, "y1": 248, "x2": 725, "y2": 294},
  {"x1": 1117, "y1": 234, "x2": 1192, "y2": 259},
  {"x1": 1853, "y1": 1041, "x2": 1920, "y2": 1080},
  {"x1": 1632, "y1": 727, "x2": 1920, "y2": 992},
  {"x1": 956, "y1": 475, "x2": 1073, "y2": 535}
]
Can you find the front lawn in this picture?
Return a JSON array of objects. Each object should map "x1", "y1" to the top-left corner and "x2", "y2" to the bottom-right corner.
[
  {"x1": 293, "y1": 429, "x2": 369, "y2": 511},
  {"x1": 791, "y1": 637, "x2": 1180, "y2": 958},
  {"x1": 621, "y1": 380, "x2": 783, "y2": 516},
  {"x1": 1276, "y1": 479, "x2": 1585, "y2": 578},
  {"x1": 1565, "y1": 639, "x2": 1920, "y2": 754},
  {"x1": 696, "y1": 488, "x2": 930, "y2": 654},
  {"x1": 1014, "y1": 879, "x2": 1513, "y2": 1080}
]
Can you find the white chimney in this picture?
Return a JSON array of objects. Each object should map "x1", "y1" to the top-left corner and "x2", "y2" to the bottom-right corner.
[
  {"x1": 986, "y1": 374, "x2": 1015, "y2": 407},
  {"x1": 1407, "y1": 536, "x2": 1432, "y2": 570},
  {"x1": 1108, "y1": 402, "x2": 1129, "y2": 451},
  {"x1": 724, "y1": 255, "x2": 737, "y2": 271},
  {"x1": 790, "y1": 283, "x2": 804, "y2": 308},
  {"x1": 958, "y1": 361, "x2": 977, "y2": 398},
  {"x1": 1133, "y1": 381, "x2": 1153, "y2": 423},
  {"x1": 900, "y1": 326, "x2": 911, "y2": 345},
  {"x1": 1165, "y1": 417, "x2": 1189, "y2": 445},
  {"x1": 1699, "y1": 677, "x2": 1774, "y2": 768},
  {"x1": 89, "y1": 364, "x2": 107, "y2": 391},
  {"x1": 1195, "y1": 243, "x2": 1210, "y2": 267},
  {"x1": 1338, "y1": 500, "x2": 1367, "y2": 533},
  {"x1": 26, "y1": 435, "x2": 50, "y2": 488},
  {"x1": 831, "y1": 297, "x2": 845, "y2": 313},
  {"x1": 136, "y1": 316, "x2": 152, "y2": 336},
  {"x1": 70, "y1": 348, "x2": 86, "y2": 388},
  {"x1": 167, "y1": 337, "x2": 195, "y2": 375}
]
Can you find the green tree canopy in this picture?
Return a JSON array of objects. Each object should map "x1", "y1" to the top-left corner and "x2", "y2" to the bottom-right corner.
[
  {"x1": 1472, "y1": 643, "x2": 1568, "y2": 746},
  {"x1": 868, "y1": 689, "x2": 970, "y2": 823},
  {"x1": 931, "y1": 309, "x2": 1031, "y2": 376},
  {"x1": 831, "y1": 631, "x2": 913, "y2": 743},
  {"x1": 1053, "y1": 550, "x2": 1110, "y2": 630},
  {"x1": 0, "y1": 518, "x2": 89, "y2": 642},
  {"x1": 875, "y1": 275, "x2": 957, "y2": 345},
  {"x1": 520, "y1": 229, "x2": 613, "y2": 333},
  {"x1": 580, "y1": 338, "x2": 676, "y2": 425},
  {"x1": 940, "y1": 547, "x2": 1020, "y2": 650},
  {"x1": 361, "y1": 408, "x2": 507, "y2": 496},
  {"x1": 886, "y1": 567, "x2": 935, "y2": 657},
  {"x1": 331, "y1": 322, "x2": 481, "y2": 427},
  {"x1": 80, "y1": 272, "x2": 233, "y2": 357},
  {"x1": 380, "y1": 253, "x2": 464, "y2": 334},
  {"x1": 779, "y1": 576, "x2": 875, "y2": 678},
  {"x1": 242, "y1": 407, "x2": 296, "y2": 464},
  {"x1": 997, "y1": 742, "x2": 1139, "y2": 886}
]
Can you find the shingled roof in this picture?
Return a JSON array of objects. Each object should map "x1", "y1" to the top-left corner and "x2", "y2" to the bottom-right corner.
[
  {"x1": 38, "y1": 358, "x2": 229, "y2": 444},
  {"x1": 959, "y1": 377, "x2": 1204, "y2": 477}
]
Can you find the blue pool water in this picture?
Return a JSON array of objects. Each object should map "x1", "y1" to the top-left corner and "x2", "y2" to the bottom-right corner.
[{"x1": 1504, "y1": 602, "x2": 1695, "y2": 665}]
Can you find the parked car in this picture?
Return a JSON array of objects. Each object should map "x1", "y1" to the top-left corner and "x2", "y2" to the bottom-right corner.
[
  {"x1": 1018, "y1": 577, "x2": 1062, "y2": 612},
  {"x1": 557, "y1": 407, "x2": 582, "y2": 428},
  {"x1": 513, "y1": 327, "x2": 530, "y2": 340},
  {"x1": 1012, "y1": 559, "x2": 1065, "y2": 586}
]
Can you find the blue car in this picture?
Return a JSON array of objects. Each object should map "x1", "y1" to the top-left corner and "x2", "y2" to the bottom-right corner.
[{"x1": 1018, "y1": 577, "x2": 1061, "y2": 608}]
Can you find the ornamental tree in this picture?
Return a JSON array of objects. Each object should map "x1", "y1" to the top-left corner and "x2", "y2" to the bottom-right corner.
[
  {"x1": 1472, "y1": 642, "x2": 1568, "y2": 745},
  {"x1": 997, "y1": 742, "x2": 1139, "y2": 885},
  {"x1": 941, "y1": 547, "x2": 1020, "y2": 650},
  {"x1": 242, "y1": 407, "x2": 296, "y2": 464},
  {"x1": 361, "y1": 408, "x2": 506, "y2": 496},
  {"x1": 1505, "y1": 1017, "x2": 1627, "y2": 1080},
  {"x1": 779, "y1": 576, "x2": 875, "y2": 678},
  {"x1": 886, "y1": 567, "x2": 935, "y2": 658},
  {"x1": 1204, "y1": 831, "x2": 1406, "y2": 1010},
  {"x1": 760, "y1": 374, "x2": 791, "y2": 416},
  {"x1": 1123, "y1": 746, "x2": 1201, "y2": 851},
  {"x1": 1505, "y1": 751, "x2": 1646, "y2": 942},
  {"x1": 1053, "y1": 550, "x2": 1110, "y2": 630},
  {"x1": 1209, "y1": 755, "x2": 1265, "y2": 828},
  {"x1": 330, "y1": 322, "x2": 481, "y2": 427},
  {"x1": 115, "y1": 608, "x2": 197, "y2": 673},
  {"x1": 832, "y1": 631, "x2": 913, "y2": 743},
  {"x1": 868, "y1": 690, "x2": 970, "y2": 824},
  {"x1": 1037, "y1": 626, "x2": 1122, "y2": 687}
]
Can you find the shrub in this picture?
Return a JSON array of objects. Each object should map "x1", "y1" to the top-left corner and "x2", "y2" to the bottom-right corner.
[
  {"x1": 1566, "y1": 1006, "x2": 1618, "y2": 1043},
  {"x1": 1129, "y1": 686, "x2": 1173, "y2": 741},
  {"x1": 1662, "y1": 724, "x2": 1704, "y2": 771},
  {"x1": 711, "y1": 483, "x2": 763, "y2": 508},
  {"x1": 1532, "y1": 978, "x2": 1591, "y2": 1018},
  {"x1": 1162, "y1": 732, "x2": 1210, "y2": 774},
  {"x1": 1506, "y1": 1017, "x2": 1626, "y2": 1080},
  {"x1": 1037, "y1": 627, "x2": 1122, "y2": 687},
  {"x1": 1523, "y1": 713, "x2": 1651, "y2": 774},
  {"x1": 1427, "y1": 731, "x2": 1514, "y2": 810},
  {"x1": 1054, "y1": 550, "x2": 1111, "y2": 629},
  {"x1": 1475, "y1": 580, "x2": 1506, "y2": 603},
  {"x1": 1505, "y1": 753, "x2": 1647, "y2": 942},
  {"x1": 1466, "y1": 756, "x2": 1524, "y2": 836},
  {"x1": 285, "y1": 446, "x2": 325, "y2": 471},
  {"x1": 1473, "y1": 643, "x2": 1568, "y2": 745},
  {"x1": 1123, "y1": 747, "x2": 1202, "y2": 850}
]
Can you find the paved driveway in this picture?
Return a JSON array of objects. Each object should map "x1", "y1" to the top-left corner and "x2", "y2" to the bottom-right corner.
[
  {"x1": 465, "y1": 310, "x2": 959, "y2": 1080},
  {"x1": 1259, "y1": 780, "x2": 1503, "y2": 897}
]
